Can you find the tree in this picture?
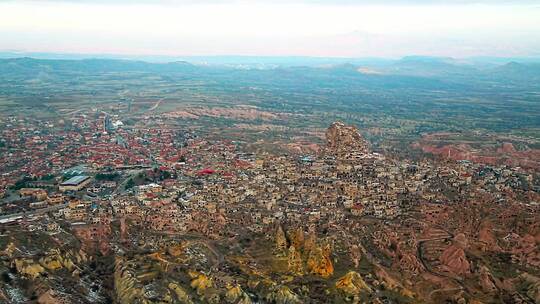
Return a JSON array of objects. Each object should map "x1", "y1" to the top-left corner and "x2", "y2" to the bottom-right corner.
[{"x1": 125, "y1": 178, "x2": 135, "y2": 189}]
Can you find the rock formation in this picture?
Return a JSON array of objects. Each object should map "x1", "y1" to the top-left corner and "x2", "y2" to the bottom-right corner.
[
  {"x1": 325, "y1": 122, "x2": 370, "y2": 155},
  {"x1": 306, "y1": 243, "x2": 334, "y2": 278},
  {"x1": 13, "y1": 258, "x2": 46, "y2": 279},
  {"x1": 114, "y1": 256, "x2": 144, "y2": 304},
  {"x1": 349, "y1": 244, "x2": 362, "y2": 268},
  {"x1": 520, "y1": 273, "x2": 540, "y2": 304},
  {"x1": 287, "y1": 245, "x2": 303, "y2": 275},
  {"x1": 266, "y1": 285, "x2": 301, "y2": 304},
  {"x1": 478, "y1": 266, "x2": 497, "y2": 293},
  {"x1": 189, "y1": 271, "x2": 214, "y2": 296},
  {"x1": 478, "y1": 222, "x2": 501, "y2": 252},
  {"x1": 225, "y1": 284, "x2": 252, "y2": 304},
  {"x1": 398, "y1": 252, "x2": 424, "y2": 274},
  {"x1": 335, "y1": 271, "x2": 372, "y2": 295},
  {"x1": 289, "y1": 227, "x2": 305, "y2": 249},
  {"x1": 440, "y1": 235, "x2": 471, "y2": 277},
  {"x1": 168, "y1": 282, "x2": 194, "y2": 304},
  {"x1": 275, "y1": 224, "x2": 288, "y2": 254}
]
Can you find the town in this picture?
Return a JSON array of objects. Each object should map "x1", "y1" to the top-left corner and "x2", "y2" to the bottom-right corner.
[{"x1": 1, "y1": 111, "x2": 538, "y2": 304}]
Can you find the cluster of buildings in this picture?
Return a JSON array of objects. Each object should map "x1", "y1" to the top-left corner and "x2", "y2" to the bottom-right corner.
[
  {"x1": 1, "y1": 114, "x2": 537, "y2": 254},
  {"x1": 0, "y1": 113, "x2": 196, "y2": 194}
]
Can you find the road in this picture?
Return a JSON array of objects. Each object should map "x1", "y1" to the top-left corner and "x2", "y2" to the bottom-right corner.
[
  {"x1": 0, "y1": 203, "x2": 68, "y2": 222},
  {"x1": 147, "y1": 98, "x2": 165, "y2": 112},
  {"x1": 112, "y1": 169, "x2": 146, "y2": 195}
]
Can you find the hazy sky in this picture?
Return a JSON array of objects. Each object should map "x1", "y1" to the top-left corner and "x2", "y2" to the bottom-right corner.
[{"x1": 0, "y1": 0, "x2": 539, "y2": 58}]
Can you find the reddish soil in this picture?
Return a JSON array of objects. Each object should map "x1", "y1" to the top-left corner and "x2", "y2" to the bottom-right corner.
[{"x1": 412, "y1": 134, "x2": 540, "y2": 171}]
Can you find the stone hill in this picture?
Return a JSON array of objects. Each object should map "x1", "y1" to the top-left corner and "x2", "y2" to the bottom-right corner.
[{"x1": 325, "y1": 122, "x2": 370, "y2": 155}]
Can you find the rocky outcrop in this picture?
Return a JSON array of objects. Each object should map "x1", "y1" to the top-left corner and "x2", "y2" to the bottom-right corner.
[
  {"x1": 440, "y1": 245, "x2": 470, "y2": 276},
  {"x1": 374, "y1": 266, "x2": 415, "y2": 299},
  {"x1": 398, "y1": 252, "x2": 424, "y2": 274},
  {"x1": 6, "y1": 245, "x2": 89, "y2": 279},
  {"x1": 325, "y1": 122, "x2": 370, "y2": 155},
  {"x1": 275, "y1": 225, "x2": 288, "y2": 253},
  {"x1": 440, "y1": 234, "x2": 471, "y2": 276},
  {"x1": 520, "y1": 273, "x2": 540, "y2": 304},
  {"x1": 289, "y1": 227, "x2": 305, "y2": 249},
  {"x1": 37, "y1": 290, "x2": 70, "y2": 304},
  {"x1": 335, "y1": 271, "x2": 372, "y2": 295},
  {"x1": 189, "y1": 271, "x2": 214, "y2": 296},
  {"x1": 266, "y1": 285, "x2": 301, "y2": 304},
  {"x1": 225, "y1": 284, "x2": 252, "y2": 304},
  {"x1": 306, "y1": 243, "x2": 334, "y2": 278},
  {"x1": 168, "y1": 282, "x2": 194, "y2": 304},
  {"x1": 478, "y1": 222, "x2": 501, "y2": 252},
  {"x1": 287, "y1": 245, "x2": 303, "y2": 275},
  {"x1": 114, "y1": 253, "x2": 198, "y2": 304},
  {"x1": 2, "y1": 242, "x2": 19, "y2": 258},
  {"x1": 478, "y1": 266, "x2": 497, "y2": 293},
  {"x1": 14, "y1": 258, "x2": 46, "y2": 279},
  {"x1": 114, "y1": 256, "x2": 144, "y2": 304},
  {"x1": 189, "y1": 270, "x2": 221, "y2": 303},
  {"x1": 349, "y1": 244, "x2": 362, "y2": 268},
  {"x1": 38, "y1": 249, "x2": 88, "y2": 272}
]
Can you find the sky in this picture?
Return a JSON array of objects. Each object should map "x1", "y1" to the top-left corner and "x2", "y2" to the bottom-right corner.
[{"x1": 0, "y1": 0, "x2": 539, "y2": 58}]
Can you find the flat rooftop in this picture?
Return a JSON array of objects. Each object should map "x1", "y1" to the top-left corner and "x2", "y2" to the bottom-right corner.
[{"x1": 61, "y1": 175, "x2": 90, "y2": 186}]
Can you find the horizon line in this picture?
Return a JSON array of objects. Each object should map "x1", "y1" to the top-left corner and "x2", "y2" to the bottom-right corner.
[{"x1": 2, "y1": 50, "x2": 540, "y2": 61}]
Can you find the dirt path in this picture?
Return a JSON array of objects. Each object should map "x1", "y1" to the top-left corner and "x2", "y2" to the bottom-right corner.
[{"x1": 147, "y1": 98, "x2": 165, "y2": 112}]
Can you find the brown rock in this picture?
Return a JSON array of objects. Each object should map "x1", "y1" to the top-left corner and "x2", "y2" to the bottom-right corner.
[
  {"x1": 37, "y1": 290, "x2": 68, "y2": 304},
  {"x1": 307, "y1": 244, "x2": 334, "y2": 278},
  {"x1": 287, "y1": 245, "x2": 303, "y2": 275},
  {"x1": 440, "y1": 245, "x2": 470, "y2": 276},
  {"x1": 335, "y1": 271, "x2": 372, "y2": 295},
  {"x1": 478, "y1": 266, "x2": 497, "y2": 293},
  {"x1": 325, "y1": 122, "x2": 370, "y2": 155},
  {"x1": 398, "y1": 252, "x2": 424, "y2": 274},
  {"x1": 439, "y1": 234, "x2": 471, "y2": 276},
  {"x1": 275, "y1": 225, "x2": 288, "y2": 253},
  {"x1": 478, "y1": 222, "x2": 501, "y2": 251}
]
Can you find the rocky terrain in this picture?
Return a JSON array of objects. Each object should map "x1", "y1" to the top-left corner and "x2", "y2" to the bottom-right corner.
[
  {"x1": 413, "y1": 133, "x2": 540, "y2": 171},
  {"x1": 325, "y1": 122, "x2": 370, "y2": 156}
]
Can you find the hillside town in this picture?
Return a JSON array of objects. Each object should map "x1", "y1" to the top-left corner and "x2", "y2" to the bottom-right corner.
[{"x1": 0, "y1": 113, "x2": 539, "y2": 304}]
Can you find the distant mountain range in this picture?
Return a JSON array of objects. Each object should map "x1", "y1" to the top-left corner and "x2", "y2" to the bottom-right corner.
[
  {"x1": 0, "y1": 57, "x2": 195, "y2": 76},
  {"x1": 1, "y1": 56, "x2": 539, "y2": 86},
  {"x1": 1, "y1": 51, "x2": 539, "y2": 69}
]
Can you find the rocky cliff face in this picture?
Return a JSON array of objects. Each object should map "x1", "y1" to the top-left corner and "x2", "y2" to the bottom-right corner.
[
  {"x1": 225, "y1": 284, "x2": 252, "y2": 304},
  {"x1": 265, "y1": 285, "x2": 301, "y2": 304},
  {"x1": 306, "y1": 243, "x2": 334, "y2": 278},
  {"x1": 0, "y1": 235, "x2": 106, "y2": 304},
  {"x1": 73, "y1": 223, "x2": 112, "y2": 255},
  {"x1": 275, "y1": 224, "x2": 288, "y2": 254},
  {"x1": 439, "y1": 235, "x2": 471, "y2": 277},
  {"x1": 274, "y1": 226, "x2": 334, "y2": 278},
  {"x1": 335, "y1": 271, "x2": 372, "y2": 296},
  {"x1": 520, "y1": 273, "x2": 540, "y2": 303},
  {"x1": 11, "y1": 248, "x2": 88, "y2": 280},
  {"x1": 325, "y1": 122, "x2": 370, "y2": 155}
]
